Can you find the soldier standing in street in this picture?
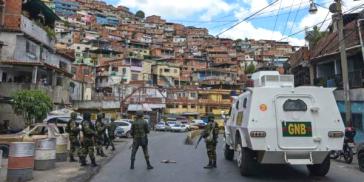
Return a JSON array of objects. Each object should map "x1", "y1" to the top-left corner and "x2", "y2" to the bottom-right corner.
[
  {"x1": 202, "y1": 114, "x2": 219, "y2": 169},
  {"x1": 105, "y1": 117, "x2": 117, "y2": 151},
  {"x1": 95, "y1": 113, "x2": 107, "y2": 157},
  {"x1": 79, "y1": 112, "x2": 98, "y2": 167},
  {"x1": 66, "y1": 112, "x2": 80, "y2": 162},
  {"x1": 130, "y1": 111, "x2": 154, "y2": 170}
]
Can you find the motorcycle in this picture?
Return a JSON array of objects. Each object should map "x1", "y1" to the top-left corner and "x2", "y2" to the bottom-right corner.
[{"x1": 330, "y1": 127, "x2": 356, "y2": 164}]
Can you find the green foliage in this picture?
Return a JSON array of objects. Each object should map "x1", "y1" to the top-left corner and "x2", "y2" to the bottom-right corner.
[
  {"x1": 135, "y1": 10, "x2": 145, "y2": 19},
  {"x1": 245, "y1": 62, "x2": 256, "y2": 74},
  {"x1": 12, "y1": 90, "x2": 53, "y2": 127},
  {"x1": 305, "y1": 26, "x2": 327, "y2": 48}
]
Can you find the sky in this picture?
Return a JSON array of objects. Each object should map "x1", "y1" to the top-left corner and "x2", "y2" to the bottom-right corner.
[{"x1": 105, "y1": 0, "x2": 364, "y2": 46}]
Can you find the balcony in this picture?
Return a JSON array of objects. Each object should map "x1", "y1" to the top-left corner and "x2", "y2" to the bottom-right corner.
[
  {"x1": 20, "y1": 15, "x2": 54, "y2": 48},
  {"x1": 314, "y1": 69, "x2": 364, "y2": 89}
]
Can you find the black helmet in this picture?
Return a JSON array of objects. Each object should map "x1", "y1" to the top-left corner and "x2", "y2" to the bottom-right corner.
[
  {"x1": 71, "y1": 112, "x2": 77, "y2": 119},
  {"x1": 97, "y1": 113, "x2": 103, "y2": 120},
  {"x1": 83, "y1": 112, "x2": 91, "y2": 121},
  {"x1": 136, "y1": 111, "x2": 144, "y2": 117}
]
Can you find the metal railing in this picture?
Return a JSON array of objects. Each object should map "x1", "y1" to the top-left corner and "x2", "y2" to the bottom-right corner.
[{"x1": 314, "y1": 69, "x2": 364, "y2": 89}]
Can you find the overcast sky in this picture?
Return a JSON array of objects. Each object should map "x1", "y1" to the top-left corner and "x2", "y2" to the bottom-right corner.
[{"x1": 104, "y1": 0, "x2": 364, "y2": 46}]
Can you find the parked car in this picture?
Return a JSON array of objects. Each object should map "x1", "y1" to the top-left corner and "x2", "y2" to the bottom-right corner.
[
  {"x1": 155, "y1": 122, "x2": 167, "y2": 131},
  {"x1": 358, "y1": 143, "x2": 364, "y2": 172},
  {"x1": 166, "y1": 121, "x2": 178, "y2": 131},
  {"x1": 190, "y1": 119, "x2": 207, "y2": 129},
  {"x1": 170, "y1": 124, "x2": 188, "y2": 132},
  {"x1": 114, "y1": 120, "x2": 132, "y2": 138},
  {"x1": 0, "y1": 123, "x2": 67, "y2": 158},
  {"x1": 114, "y1": 127, "x2": 125, "y2": 138}
]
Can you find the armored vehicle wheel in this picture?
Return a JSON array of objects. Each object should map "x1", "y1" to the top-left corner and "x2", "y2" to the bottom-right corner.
[
  {"x1": 307, "y1": 156, "x2": 330, "y2": 177},
  {"x1": 236, "y1": 143, "x2": 255, "y2": 176},
  {"x1": 358, "y1": 152, "x2": 364, "y2": 172},
  {"x1": 224, "y1": 144, "x2": 234, "y2": 161}
]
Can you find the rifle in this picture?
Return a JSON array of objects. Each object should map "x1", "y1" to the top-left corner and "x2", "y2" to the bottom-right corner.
[{"x1": 194, "y1": 135, "x2": 203, "y2": 149}]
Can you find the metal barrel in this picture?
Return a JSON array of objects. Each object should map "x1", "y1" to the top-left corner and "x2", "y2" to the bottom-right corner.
[
  {"x1": 7, "y1": 142, "x2": 35, "y2": 182},
  {"x1": 34, "y1": 138, "x2": 56, "y2": 170},
  {"x1": 56, "y1": 134, "x2": 69, "y2": 162}
]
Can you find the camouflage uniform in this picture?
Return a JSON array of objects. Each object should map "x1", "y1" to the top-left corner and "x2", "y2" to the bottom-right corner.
[
  {"x1": 65, "y1": 112, "x2": 80, "y2": 162},
  {"x1": 202, "y1": 115, "x2": 219, "y2": 169},
  {"x1": 95, "y1": 113, "x2": 107, "y2": 157},
  {"x1": 130, "y1": 111, "x2": 153, "y2": 170},
  {"x1": 79, "y1": 112, "x2": 98, "y2": 167},
  {"x1": 105, "y1": 118, "x2": 117, "y2": 151}
]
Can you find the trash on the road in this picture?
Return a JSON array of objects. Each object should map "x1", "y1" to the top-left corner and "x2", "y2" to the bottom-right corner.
[{"x1": 161, "y1": 160, "x2": 177, "y2": 164}]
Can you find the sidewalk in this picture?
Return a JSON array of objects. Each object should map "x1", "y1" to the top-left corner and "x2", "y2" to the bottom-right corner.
[{"x1": 0, "y1": 139, "x2": 130, "y2": 182}]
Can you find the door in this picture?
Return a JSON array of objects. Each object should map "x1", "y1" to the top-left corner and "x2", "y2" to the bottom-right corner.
[{"x1": 275, "y1": 96, "x2": 318, "y2": 150}]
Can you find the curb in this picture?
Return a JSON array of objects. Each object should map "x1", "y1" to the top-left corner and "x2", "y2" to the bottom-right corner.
[{"x1": 67, "y1": 141, "x2": 131, "y2": 182}]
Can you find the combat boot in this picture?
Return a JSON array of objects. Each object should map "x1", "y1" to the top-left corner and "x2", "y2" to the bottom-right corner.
[
  {"x1": 80, "y1": 157, "x2": 87, "y2": 166},
  {"x1": 100, "y1": 150, "x2": 108, "y2": 157},
  {"x1": 204, "y1": 160, "x2": 213, "y2": 169},
  {"x1": 130, "y1": 160, "x2": 135, "y2": 170},
  {"x1": 213, "y1": 160, "x2": 217, "y2": 168},
  {"x1": 91, "y1": 158, "x2": 98, "y2": 167},
  {"x1": 146, "y1": 160, "x2": 154, "y2": 170},
  {"x1": 69, "y1": 155, "x2": 77, "y2": 162}
]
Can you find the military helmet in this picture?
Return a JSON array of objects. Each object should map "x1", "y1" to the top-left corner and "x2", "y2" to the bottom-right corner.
[
  {"x1": 136, "y1": 110, "x2": 144, "y2": 117},
  {"x1": 97, "y1": 113, "x2": 103, "y2": 120},
  {"x1": 83, "y1": 112, "x2": 91, "y2": 121},
  {"x1": 71, "y1": 112, "x2": 77, "y2": 119}
]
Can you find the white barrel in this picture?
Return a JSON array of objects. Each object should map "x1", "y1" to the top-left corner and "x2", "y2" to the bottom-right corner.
[
  {"x1": 56, "y1": 134, "x2": 69, "y2": 162},
  {"x1": 34, "y1": 138, "x2": 56, "y2": 170}
]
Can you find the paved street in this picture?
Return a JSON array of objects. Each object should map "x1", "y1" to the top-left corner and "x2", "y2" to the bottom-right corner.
[{"x1": 91, "y1": 132, "x2": 363, "y2": 182}]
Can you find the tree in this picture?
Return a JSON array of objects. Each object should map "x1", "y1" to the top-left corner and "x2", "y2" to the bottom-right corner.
[
  {"x1": 135, "y1": 10, "x2": 145, "y2": 19},
  {"x1": 12, "y1": 90, "x2": 53, "y2": 127},
  {"x1": 245, "y1": 62, "x2": 256, "y2": 74},
  {"x1": 305, "y1": 26, "x2": 327, "y2": 48}
]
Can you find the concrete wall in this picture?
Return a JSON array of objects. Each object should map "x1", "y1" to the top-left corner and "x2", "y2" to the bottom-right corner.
[{"x1": 0, "y1": 103, "x2": 26, "y2": 129}]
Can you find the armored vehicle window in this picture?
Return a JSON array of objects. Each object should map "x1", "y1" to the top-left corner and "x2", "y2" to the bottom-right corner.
[
  {"x1": 283, "y1": 99, "x2": 307, "y2": 112},
  {"x1": 236, "y1": 101, "x2": 239, "y2": 110},
  {"x1": 243, "y1": 98, "x2": 247, "y2": 108}
]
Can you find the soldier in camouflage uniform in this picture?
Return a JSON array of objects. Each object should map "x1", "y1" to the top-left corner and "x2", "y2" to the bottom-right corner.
[
  {"x1": 95, "y1": 113, "x2": 107, "y2": 157},
  {"x1": 202, "y1": 114, "x2": 219, "y2": 169},
  {"x1": 79, "y1": 112, "x2": 98, "y2": 167},
  {"x1": 105, "y1": 117, "x2": 117, "y2": 151},
  {"x1": 65, "y1": 112, "x2": 80, "y2": 162},
  {"x1": 130, "y1": 111, "x2": 153, "y2": 170}
]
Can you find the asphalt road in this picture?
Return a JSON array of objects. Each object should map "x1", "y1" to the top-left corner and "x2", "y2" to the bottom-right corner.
[{"x1": 91, "y1": 132, "x2": 363, "y2": 182}]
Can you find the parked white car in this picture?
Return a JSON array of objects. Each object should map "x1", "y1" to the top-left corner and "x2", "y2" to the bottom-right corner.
[
  {"x1": 155, "y1": 122, "x2": 167, "y2": 131},
  {"x1": 190, "y1": 119, "x2": 207, "y2": 129},
  {"x1": 170, "y1": 124, "x2": 188, "y2": 132},
  {"x1": 166, "y1": 121, "x2": 178, "y2": 131},
  {"x1": 114, "y1": 120, "x2": 132, "y2": 138}
]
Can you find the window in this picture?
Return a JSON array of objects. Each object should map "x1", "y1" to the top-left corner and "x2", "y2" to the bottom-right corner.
[
  {"x1": 283, "y1": 99, "x2": 307, "y2": 112},
  {"x1": 182, "y1": 105, "x2": 188, "y2": 109},
  {"x1": 122, "y1": 68, "x2": 127, "y2": 74},
  {"x1": 164, "y1": 69, "x2": 170, "y2": 73},
  {"x1": 190, "y1": 93, "x2": 197, "y2": 98},
  {"x1": 191, "y1": 105, "x2": 196, "y2": 109},
  {"x1": 71, "y1": 67, "x2": 76, "y2": 74},
  {"x1": 243, "y1": 98, "x2": 247, "y2": 108},
  {"x1": 26, "y1": 41, "x2": 37, "y2": 59},
  {"x1": 131, "y1": 74, "x2": 138, "y2": 80}
]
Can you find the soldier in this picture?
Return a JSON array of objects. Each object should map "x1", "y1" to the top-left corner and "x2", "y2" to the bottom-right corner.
[
  {"x1": 95, "y1": 113, "x2": 107, "y2": 157},
  {"x1": 65, "y1": 112, "x2": 80, "y2": 162},
  {"x1": 202, "y1": 114, "x2": 219, "y2": 169},
  {"x1": 130, "y1": 111, "x2": 153, "y2": 170},
  {"x1": 105, "y1": 117, "x2": 117, "y2": 151},
  {"x1": 79, "y1": 112, "x2": 98, "y2": 167}
]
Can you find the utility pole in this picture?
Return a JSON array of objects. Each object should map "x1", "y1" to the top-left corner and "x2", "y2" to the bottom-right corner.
[{"x1": 335, "y1": 0, "x2": 351, "y2": 126}]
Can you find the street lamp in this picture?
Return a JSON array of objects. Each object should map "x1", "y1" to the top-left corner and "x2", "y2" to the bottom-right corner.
[{"x1": 309, "y1": 0, "x2": 318, "y2": 14}]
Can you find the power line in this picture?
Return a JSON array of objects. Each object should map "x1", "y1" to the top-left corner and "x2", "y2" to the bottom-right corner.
[
  {"x1": 288, "y1": 0, "x2": 304, "y2": 35},
  {"x1": 282, "y1": 0, "x2": 295, "y2": 36},
  {"x1": 215, "y1": 0, "x2": 279, "y2": 37},
  {"x1": 271, "y1": 0, "x2": 283, "y2": 39}
]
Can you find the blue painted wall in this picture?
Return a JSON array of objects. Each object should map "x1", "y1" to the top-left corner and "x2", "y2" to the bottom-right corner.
[{"x1": 337, "y1": 101, "x2": 364, "y2": 142}]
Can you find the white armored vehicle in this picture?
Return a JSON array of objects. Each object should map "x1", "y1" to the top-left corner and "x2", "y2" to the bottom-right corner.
[{"x1": 224, "y1": 71, "x2": 345, "y2": 176}]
